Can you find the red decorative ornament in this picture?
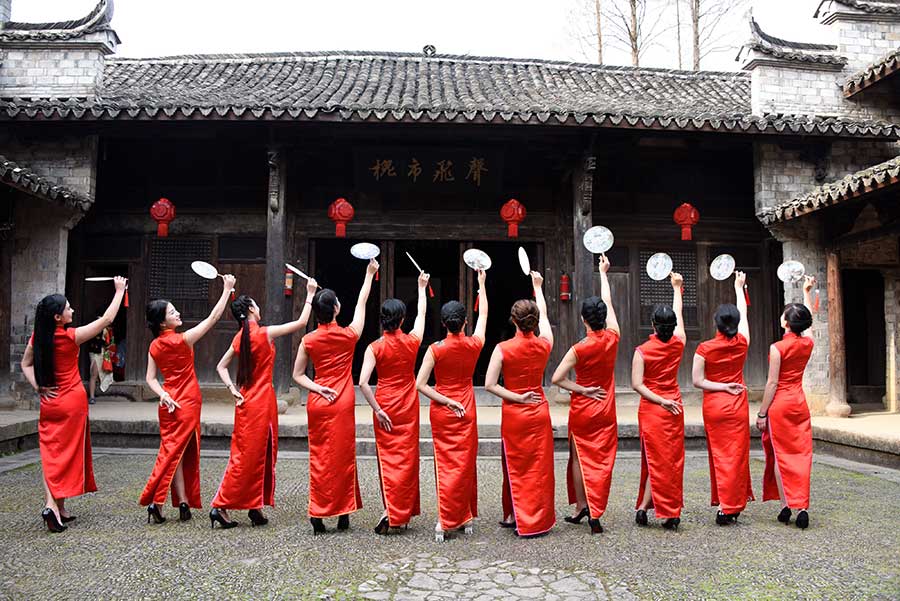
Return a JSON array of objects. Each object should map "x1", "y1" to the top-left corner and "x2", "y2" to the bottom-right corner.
[
  {"x1": 328, "y1": 197, "x2": 355, "y2": 238},
  {"x1": 149, "y1": 197, "x2": 176, "y2": 237},
  {"x1": 673, "y1": 202, "x2": 700, "y2": 241},
  {"x1": 559, "y1": 273, "x2": 571, "y2": 302},
  {"x1": 500, "y1": 198, "x2": 526, "y2": 238}
]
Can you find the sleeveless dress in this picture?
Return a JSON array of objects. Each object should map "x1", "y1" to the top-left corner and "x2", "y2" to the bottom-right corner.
[
  {"x1": 371, "y1": 330, "x2": 422, "y2": 527},
  {"x1": 303, "y1": 322, "x2": 362, "y2": 518},
  {"x1": 762, "y1": 332, "x2": 814, "y2": 509},
  {"x1": 635, "y1": 334, "x2": 686, "y2": 519},
  {"x1": 498, "y1": 331, "x2": 555, "y2": 536},
  {"x1": 140, "y1": 330, "x2": 203, "y2": 508},
  {"x1": 34, "y1": 328, "x2": 97, "y2": 498},
  {"x1": 567, "y1": 329, "x2": 619, "y2": 520},
  {"x1": 696, "y1": 332, "x2": 754, "y2": 514},
  {"x1": 212, "y1": 321, "x2": 278, "y2": 510},
  {"x1": 430, "y1": 332, "x2": 482, "y2": 530}
]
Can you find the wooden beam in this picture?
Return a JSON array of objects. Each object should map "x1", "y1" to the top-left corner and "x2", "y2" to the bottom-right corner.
[
  {"x1": 825, "y1": 250, "x2": 851, "y2": 417},
  {"x1": 266, "y1": 149, "x2": 290, "y2": 393},
  {"x1": 572, "y1": 146, "x2": 597, "y2": 340}
]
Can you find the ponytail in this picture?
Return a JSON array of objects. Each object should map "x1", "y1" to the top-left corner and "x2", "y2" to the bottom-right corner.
[{"x1": 231, "y1": 295, "x2": 255, "y2": 388}]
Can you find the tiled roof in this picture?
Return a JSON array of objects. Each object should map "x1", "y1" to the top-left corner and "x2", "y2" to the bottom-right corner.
[
  {"x1": 758, "y1": 155, "x2": 900, "y2": 224},
  {"x1": 817, "y1": 0, "x2": 900, "y2": 16},
  {"x1": 745, "y1": 17, "x2": 847, "y2": 65},
  {"x1": 0, "y1": 50, "x2": 898, "y2": 137},
  {"x1": 843, "y1": 47, "x2": 900, "y2": 97},
  {"x1": 0, "y1": 0, "x2": 118, "y2": 43},
  {"x1": 0, "y1": 156, "x2": 93, "y2": 211}
]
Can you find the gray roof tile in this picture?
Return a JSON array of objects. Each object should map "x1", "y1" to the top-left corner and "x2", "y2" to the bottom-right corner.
[{"x1": 0, "y1": 155, "x2": 93, "y2": 211}]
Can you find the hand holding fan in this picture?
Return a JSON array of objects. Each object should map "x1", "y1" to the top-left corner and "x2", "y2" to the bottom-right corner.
[
  {"x1": 710, "y1": 253, "x2": 750, "y2": 306},
  {"x1": 463, "y1": 248, "x2": 492, "y2": 311},
  {"x1": 85, "y1": 276, "x2": 130, "y2": 307},
  {"x1": 191, "y1": 261, "x2": 235, "y2": 299},
  {"x1": 777, "y1": 260, "x2": 818, "y2": 312},
  {"x1": 351, "y1": 242, "x2": 381, "y2": 280},
  {"x1": 405, "y1": 252, "x2": 434, "y2": 298},
  {"x1": 284, "y1": 263, "x2": 320, "y2": 289},
  {"x1": 646, "y1": 253, "x2": 673, "y2": 281}
]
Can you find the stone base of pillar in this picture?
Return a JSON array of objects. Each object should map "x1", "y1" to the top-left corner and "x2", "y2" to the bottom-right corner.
[{"x1": 825, "y1": 398, "x2": 852, "y2": 417}]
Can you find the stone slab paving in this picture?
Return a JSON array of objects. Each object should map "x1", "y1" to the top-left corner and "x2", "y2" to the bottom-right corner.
[{"x1": 0, "y1": 451, "x2": 899, "y2": 600}]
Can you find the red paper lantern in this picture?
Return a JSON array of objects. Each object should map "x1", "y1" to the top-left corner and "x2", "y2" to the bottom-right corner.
[
  {"x1": 673, "y1": 202, "x2": 700, "y2": 241},
  {"x1": 559, "y1": 273, "x2": 571, "y2": 302},
  {"x1": 328, "y1": 197, "x2": 355, "y2": 238},
  {"x1": 500, "y1": 198, "x2": 526, "y2": 238},
  {"x1": 150, "y1": 198, "x2": 176, "y2": 237}
]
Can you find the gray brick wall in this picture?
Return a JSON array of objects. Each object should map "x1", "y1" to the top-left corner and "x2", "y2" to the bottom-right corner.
[
  {"x1": 0, "y1": 47, "x2": 106, "y2": 98},
  {"x1": 0, "y1": 133, "x2": 98, "y2": 198}
]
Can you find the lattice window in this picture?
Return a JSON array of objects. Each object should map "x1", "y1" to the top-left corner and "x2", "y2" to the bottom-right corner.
[
  {"x1": 639, "y1": 249, "x2": 698, "y2": 327},
  {"x1": 149, "y1": 238, "x2": 212, "y2": 318}
]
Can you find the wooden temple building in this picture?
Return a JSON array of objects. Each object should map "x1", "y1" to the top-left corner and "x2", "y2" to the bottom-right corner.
[{"x1": 0, "y1": 0, "x2": 898, "y2": 415}]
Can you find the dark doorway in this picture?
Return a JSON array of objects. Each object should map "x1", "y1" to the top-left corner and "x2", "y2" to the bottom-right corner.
[
  {"x1": 81, "y1": 263, "x2": 129, "y2": 382},
  {"x1": 842, "y1": 269, "x2": 886, "y2": 403}
]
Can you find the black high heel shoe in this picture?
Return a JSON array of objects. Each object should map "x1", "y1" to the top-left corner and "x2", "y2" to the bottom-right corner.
[
  {"x1": 795, "y1": 510, "x2": 809, "y2": 529},
  {"x1": 248, "y1": 509, "x2": 269, "y2": 527},
  {"x1": 635, "y1": 509, "x2": 648, "y2": 526},
  {"x1": 588, "y1": 518, "x2": 603, "y2": 535},
  {"x1": 374, "y1": 516, "x2": 390, "y2": 535},
  {"x1": 310, "y1": 517, "x2": 326, "y2": 535},
  {"x1": 715, "y1": 510, "x2": 733, "y2": 526},
  {"x1": 179, "y1": 502, "x2": 192, "y2": 522},
  {"x1": 61, "y1": 514, "x2": 76, "y2": 524},
  {"x1": 777, "y1": 507, "x2": 792, "y2": 524},
  {"x1": 337, "y1": 514, "x2": 350, "y2": 531},
  {"x1": 147, "y1": 504, "x2": 166, "y2": 525},
  {"x1": 41, "y1": 508, "x2": 67, "y2": 533},
  {"x1": 209, "y1": 508, "x2": 237, "y2": 529},
  {"x1": 662, "y1": 517, "x2": 681, "y2": 530},
  {"x1": 564, "y1": 507, "x2": 590, "y2": 525},
  {"x1": 498, "y1": 520, "x2": 516, "y2": 529}
]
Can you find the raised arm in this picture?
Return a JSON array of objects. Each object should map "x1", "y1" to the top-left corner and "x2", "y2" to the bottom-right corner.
[
  {"x1": 631, "y1": 349, "x2": 682, "y2": 415},
  {"x1": 532, "y1": 271, "x2": 553, "y2": 347},
  {"x1": 485, "y1": 345, "x2": 541, "y2": 404},
  {"x1": 598, "y1": 254, "x2": 620, "y2": 336},
  {"x1": 267, "y1": 277, "x2": 318, "y2": 340},
  {"x1": 74, "y1": 276, "x2": 127, "y2": 345},
  {"x1": 756, "y1": 345, "x2": 782, "y2": 432},
  {"x1": 359, "y1": 345, "x2": 392, "y2": 431},
  {"x1": 349, "y1": 259, "x2": 379, "y2": 337},
  {"x1": 734, "y1": 271, "x2": 750, "y2": 343},
  {"x1": 291, "y1": 342, "x2": 337, "y2": 403},
  {"x1": 146, "y1": 352, "x2": 180, "y2": 413},
  {"x1": 671, "y1": 272, "x2": 686, "y2": 342},
  {"x1": 410, "y1": 272, "x2": 429, "y2": 340},
  {"x1": 473, "y1": 269, "x2": 488, "y2": 342},
  {"x1": 692, "y1": 353, "x2": 745, "y2": 395},
  {"x1": 801, "y1": 275, "x2": 816, "y2": 338},
  {"x1": 416, "y1": 348, "x2": 466, "y2": 417},
  {"x1": 183, "y1": 274, "x2": 236, "y2": 347},
  {"x1": 215, "y1": 347, "x2": 244, "y2": 406},
  {"x1": 551, "y1": 347, "x2": 607, "y2": 400}
]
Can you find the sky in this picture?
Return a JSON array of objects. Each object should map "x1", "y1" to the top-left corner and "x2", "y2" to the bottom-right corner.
[{"x1": 12, "y1": 0, "x2": 827, "y2": 71}]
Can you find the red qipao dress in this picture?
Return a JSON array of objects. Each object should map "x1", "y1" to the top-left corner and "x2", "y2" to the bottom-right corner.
[
  {"x1": 635, "y1": 334, "x2": 686, "y2": 519},
  {"x1": 429, "y1": 332, "x2": 483, "y2": 530},
  {"x1": 34, "y1": 328, "x2": 97, "y2": 498},
  {"x1": 696, "y1": 332, "x2": 754, "y2": 514},
  {"x1": 371, "y1": 330, "x2": 422, "y2": 526},
  {"x1": 212, "y1": 322, "x2": 278, "y2": 510},
  {"x1": 762, "y1": 332, "x2": 814, "y2": 509},
  {"x1": 499, "y1": 331, "x2": 555, "y2": 536},
  {"x1": 140, "y1": 330, "x2": 203, "y2": 508},
  {"x1": 302, "y1": 322, "x2": 362, "y2": 518},
  {"x1": 567, "y1": 329, "x2": 619, "y2": 519}
]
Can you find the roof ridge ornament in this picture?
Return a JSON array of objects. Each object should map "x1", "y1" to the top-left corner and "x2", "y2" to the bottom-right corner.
[{"x1": 423, "y1": 45, "x2": 436, "y2": 57}]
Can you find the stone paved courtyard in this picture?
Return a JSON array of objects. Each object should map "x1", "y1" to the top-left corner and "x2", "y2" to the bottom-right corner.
[{"x1": 1, "y1": 451, "x2": 898, "y2": 600}]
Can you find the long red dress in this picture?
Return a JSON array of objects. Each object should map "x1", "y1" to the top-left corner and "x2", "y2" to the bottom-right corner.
[
  {"x1": 499, "y1": 331, "x2": 555, "y2": 536},
  {"x1": 567, "y1": 329, "x2": 619, "y2": 519},
  {"x1": 212, "y1": 321, "x2": 278, "y2": 510},
  {"x1": 697, "y1": 332, "x2": 754, "y2": 514},
  {"x1": 371, "y1": 330, "x2": 422, "y2": 527},
  {"x1": 635, "y1": 334, "x2": 685, "y2": 519},
  {"x1": 762, "y1": 332, "x2": 814, "y2": 509},
  {"x1": 140, "y1": 330, "x2": 203, "y2": 508},
  {"x1": 35, "y1": 328, "x2": 97, "y2": 498},
  {"x1": 303, "y1": 322, "x2": 362, "y2": 518},
  {"x1": 430, "y1": 332, "x2": 482, "y2": 530}
]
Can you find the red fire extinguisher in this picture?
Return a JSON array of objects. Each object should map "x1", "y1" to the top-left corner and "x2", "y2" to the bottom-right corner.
[
  {"x1": 284, "y1": 269, "x2": 294, "y2": 296},
  {"x1": 560, "y1": 273, "x2": 571, "y2": 302}
]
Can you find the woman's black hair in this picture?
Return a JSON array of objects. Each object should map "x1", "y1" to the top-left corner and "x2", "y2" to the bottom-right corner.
[
  {"x1": 783, "y1": 303, "x2": 813, "y2": 335},
  {"x1": 146, "y1": 300, "x2": 170, "y2": 338},
  {"x1": 651, "y1": 304, "x2": 677, "y2": 342},
  {"x1": 441, "y1": 300, "x2": 466, "y2": 334},
  {"x1": 714, "y1": 303, "x2": 740, "y2": 338},
  {"x1": 33, "y1": 294, "x2": 67, "y2": 387},
  {"x1": 581, "y1": 296, "x2": 607, "y2": 331},
  {"x1": 231, "y1": 295, "x2": 255, "y2": 388},
  {"x1": 380, "y1": 298, "x2": 406, "y2": 332},
  {"x1": 312, "y1": 289, "x2": 338, "y2": 324}
]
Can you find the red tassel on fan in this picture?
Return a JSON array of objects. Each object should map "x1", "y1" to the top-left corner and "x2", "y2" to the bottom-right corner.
[
  {"x1": 427, "y1": 284, "x2": 434, "y2": 298},
  {"x1": 375, "y1": 271, "x2": 379, "y2": 281},
  {"x1": 124, "y1": 289, "x2": 129, "y2": 308},
  {"x1": 814, "y1": 289, "x2": 820, "y2": 313},
  {"x1": 743, "y1": 285, "x2": 751, "y2": 307},
  {"x1": 474, "y1": 293, "x2": 480, "y2": 312},
  {"x1": 231, "y1": 290, "x2": 236, "y2": 300}
]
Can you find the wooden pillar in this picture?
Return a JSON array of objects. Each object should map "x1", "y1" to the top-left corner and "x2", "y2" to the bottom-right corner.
[
  {"x1": 825, "y1": 249, "x2": 851, "y2": 417},
  {"x1": 266, "y1": 149, "x2": 290, "y2": 394},
  {"x1": 572, "y1": 148, "x2": 597, "y2": 340}
]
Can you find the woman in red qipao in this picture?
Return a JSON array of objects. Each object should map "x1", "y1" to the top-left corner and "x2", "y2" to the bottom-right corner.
[
  {"x1": 416, "y1": 269, "x2": 488, "y2": 542},
  {"x1": 210, "y1": 277, "x2": 318, "y2": 528},
  {"x1": 293, "y1": 258, "x2": 379, "y2": 535},
  {"x1": 631, "y1": 272, "x2": 687, "y2": 530},
  {"x1": 757, "y1": 275, "x2": 816, "y2": 530},
  {"x1": 692, "y1": 271, "x2": 754, "y2": 526},
  {"x1": 360, "y1": 271, "x2": 430, "y2": 535},
  {"x1": 140, "y1": 274, "x2": 236, "y2": 525},
  {"x1": 551, "y1": 254, "x2": 620, "y2": 535},
  {"x1": 485, "y1": 271, "x2": 555, "y2": 538},
  {"x1": 21, "y1": 277, "x2": 127, "y2": 532}
]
